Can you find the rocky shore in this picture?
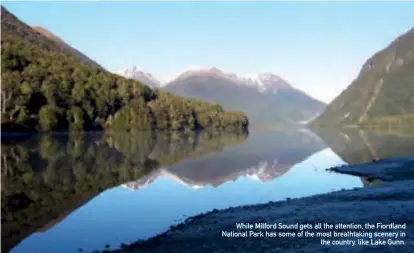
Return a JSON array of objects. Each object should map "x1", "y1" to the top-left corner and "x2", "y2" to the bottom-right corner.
[
  {"x1": 96, "y1": 157, "x2": 414, "y2": 253},
  {"x1": 328, "y1": 156, "x2": 414, "y2": 182}
]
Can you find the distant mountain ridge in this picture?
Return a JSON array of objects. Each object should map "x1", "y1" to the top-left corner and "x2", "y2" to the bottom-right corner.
[
  {"x1": 161, "y1": 67, "x2": 325, "y2": 127},
  {"x1": 169, "y1": 67, "x2": 298, "y2": 93},
  {"x1": 162, "y1": 67, "x2": 292, "y2": 93},
  {"x1": 117, "y1": 66, "x2": 303, "y2": 94},
  {"x1": 312, "y1": 28, "x2": 414, "y2": 127},
  {"x1": 116, "y1": 66, "x2": 325, "y2": 127}
]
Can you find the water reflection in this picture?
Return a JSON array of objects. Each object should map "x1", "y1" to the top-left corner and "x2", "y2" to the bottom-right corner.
[
  {"x1": 312, "y1": 127, "x2": 414, "y2": 184},
  {"x1": 1, "y1": 131, "x2": 246, "y2": 253},
  {"x1": 126, "y1": 130, "x2": 327, "y2": 190},
  {"x1": 4, "y1": 129, "x2": 353, "y2": 253},
  {"x1": 5, "y1": 127, "x2": 412, "y2": 253},
  {"x1": 312, "y1": 127, "x2": 414, "y2": 164}
]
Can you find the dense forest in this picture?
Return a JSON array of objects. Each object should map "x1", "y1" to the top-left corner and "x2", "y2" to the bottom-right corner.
[
  {"x1": 312, "y1": 28, "x2": 414, "y2": 127},
  {"x1": 1, "y1": 131, "x2": 247, "y2": 252},
  {"x1": 0, "y1": 6, "x2": 248, "y2": 133}
]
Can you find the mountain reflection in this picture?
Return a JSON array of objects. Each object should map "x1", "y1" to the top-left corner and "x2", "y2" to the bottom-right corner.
[
  {"x1": 125, "y1": 130, "x2": 326, "y2": 190},
  {"x1": 4, "y1": 127, "x2": 412, "y2": 253},
  {"x1": 1, "y1": 131, "x2": 247, "y2": 253},
  {"x1": 312, "y1": 127, "x2": 414, "y2": 164},
  {"x1": 311, "y1": 127, "x2": 414, "y2": 184}
]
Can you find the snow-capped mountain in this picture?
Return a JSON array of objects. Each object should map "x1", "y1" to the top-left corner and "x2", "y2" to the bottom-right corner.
[
  {"x1": 161, "y1": 66, "x2": 325, "y2": 126},
  {"x1": 165, "y1": 67, "x2": 293, "y2": 94},
  {"x1": 123, "y1": 159, "x2": 292, "y2": 191},
  {"x1": 165, "y1": 67, "x2": 239, "y2": 85},
  {"x1": 117, "y1": 66, "x2": 296, "y2": 94},
  {"x1": 123, "y1": 167, "x2": 204, "y2": 191},
  {"x1": 117, "y1": 66, "x2": 161, "y2": 88},
  {"x1": 240, "y1": 72, "x2": 293, "y2": 93}
]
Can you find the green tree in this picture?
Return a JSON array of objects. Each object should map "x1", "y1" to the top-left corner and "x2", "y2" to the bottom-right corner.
[
  {"x1": 66, "y1": 106, "x2": 85, "y2": 130},
  {"x1": 38, "y1": 105, "x2": 62, "y2": 131}
]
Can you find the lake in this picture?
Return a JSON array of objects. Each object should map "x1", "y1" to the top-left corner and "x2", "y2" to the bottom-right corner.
[{"x1": 2, "y1": 128, "x2": 414, "y2": 253}]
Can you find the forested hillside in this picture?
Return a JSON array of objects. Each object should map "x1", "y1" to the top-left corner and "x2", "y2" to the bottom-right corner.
[
  {"x1": 1, "y1": 7, "x2": 103, "y2": 69},
  {"x1": 312, "y1": 28, "x2": 414, "y2": 127},
  {"x1": 31, "y1": 25, "x2": 104, "y2": 70},
  {"x1": 0, "y1": 6, "x2": 248, "y2": 133}
]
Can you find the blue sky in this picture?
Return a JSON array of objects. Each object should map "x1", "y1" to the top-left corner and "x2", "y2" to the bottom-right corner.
[{"x1": 3, "y1": 1, "x2": 414, "y2": 102}]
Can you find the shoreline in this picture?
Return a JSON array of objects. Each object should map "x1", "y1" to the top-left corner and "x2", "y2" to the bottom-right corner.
[
  {"x1": 328, "y1": 156, "x2": 414, "y2": 182},
  {"x1": 98, "y1": 156, "x2": 414, "y2": 253}
]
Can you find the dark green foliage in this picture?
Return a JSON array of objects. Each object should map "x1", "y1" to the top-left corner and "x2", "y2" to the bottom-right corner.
[
  {"x1": 66, "y1": 106, "x2": 85, "y2": 130},
  {"x1": 1, "y1": 6, "x2": 248, "y2": 133},
  {"x1": 38, "y1": 105, "x2": 64, "y2": 131},
  {"x1": 312, "y1": 28, "x2": 414, "y2": 127},
  {"x1": 147, "y1": 92, "x2": 249, "y2": 131},
  {"x1": 108, "y1": 99, "x2": 154, "y2": 131}
]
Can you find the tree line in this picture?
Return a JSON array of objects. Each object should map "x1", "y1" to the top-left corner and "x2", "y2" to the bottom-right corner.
[{"x1": 1, "y1": 6, "x2": 248, "y2": 133}]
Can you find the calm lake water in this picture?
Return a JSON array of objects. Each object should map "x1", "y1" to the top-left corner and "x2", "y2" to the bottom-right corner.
[{"x1": 3, "y1": 128, "x2": 414, "y2": 253}]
